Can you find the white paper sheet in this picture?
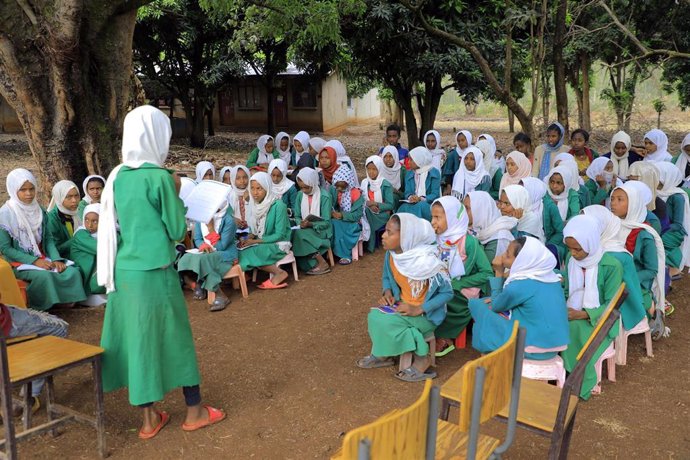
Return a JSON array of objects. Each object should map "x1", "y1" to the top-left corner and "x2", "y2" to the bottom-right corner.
[{"x1": 184, "y1": 180, "x2": 232, "y2": 224}]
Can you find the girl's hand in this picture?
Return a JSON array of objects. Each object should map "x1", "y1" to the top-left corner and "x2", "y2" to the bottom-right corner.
[
  {"x1": 567, "y1": 308, "x2": 588, "y2": 321},
  {"x1": 366, "y1": 200, "x2": 376, "y2": 207},
  {"x1": 300, "y1": 220, "x2": 311, "y2": 229},
  {"x1": 512, "y1": 208, "x2": 524, "y2": 219},
  {"x1": 370, "y1": 205, "x2": 380, "y2": 213},
  {"x1": 331, "y1": 211, "x2": 343, "y2": 219},
  {"x1": 379, "y1": 289, "x2": 395, "y2": 306},
  {"x1": 232, "y1": 259, "x2": 239, "y2": 265},
  {"x1": 200, "y1": 245, "x2": 214, "y2": 253},
  {"x1": 491, "y1": 254, "x2": 505, "y2": 277},
  {"x1": 397, "y1": 303, "x2": 423, "y2": 317},
  {"x1": 595, "y1": 174, "x2": 607, "y2": 188},
  {"x1": 53, "y1": 261, "x2": 66, "y2": 273},
  {"x1": 243, "y1": 190, "x2": 250, "y2": 201},
  {"x1": 34, "y1": 259, "x2": 53, "y2": 270},
  {"x1": 206, "y1": 220, "x2": 215, "y2": 232},
  {"x1": 408, "y1": 195, "x2": 420, "y2": 203}
]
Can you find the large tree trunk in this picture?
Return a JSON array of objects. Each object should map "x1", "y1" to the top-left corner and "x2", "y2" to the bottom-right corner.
[
  {"x1": 0, "y1": 2, "x2": 146, "y2": 189},
  {"x1": 265, "y1": 76, "x2": 275, "y2": 136},
  {"x1": 393, "y1": 88, "x2": 419, "y2": 149},
  {"x1": 505, "y1": 23, "x2": 515, "y2": 133},
  {"x1": 190, "y1": 96, "x2": 205, "y2": 148},
  {"x1": 415, "y1": 78, "x2": 444, "y2": 145},
  {"x1": 580, "y1": 55, "x2": 591, "y2": 132},
  {"x1": 553, "y1": 0, "x2": 569, "y2": 134}
]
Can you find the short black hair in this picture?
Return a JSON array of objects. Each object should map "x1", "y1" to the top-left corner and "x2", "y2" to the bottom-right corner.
[
  {"x1": 386, "y1": 124, "x2": 401, "y2": 135},
  {"x1": 571, "y1": 128, "x2": 589, "y2": 142},
  {"x1": 546, "y1": 123, "x2": 563, "y2": 136},
  {"x1": 513, "y1": 132, "x2": 531, "y2": 145},
  {"x1": 513, "y1": 236, "x2": 527, "y2": 257}
]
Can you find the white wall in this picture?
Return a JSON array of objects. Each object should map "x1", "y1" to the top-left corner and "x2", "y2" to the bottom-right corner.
[
  {"x1": 321, "y1": 74, "x2": 348, "y2": 134},
  {"x1": 348, "y1": 88, "x2": 380, "y2": 123}
]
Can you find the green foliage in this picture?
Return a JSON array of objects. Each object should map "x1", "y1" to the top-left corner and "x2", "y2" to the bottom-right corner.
[{"x1": 652, "y1": 98, "x2": 666, "y2": 114}]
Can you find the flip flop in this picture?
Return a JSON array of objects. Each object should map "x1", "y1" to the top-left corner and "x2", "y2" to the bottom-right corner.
[
  {"x1": 356, "y1": 355, "x2": 395, "y2": 369},
  {"x1": 139, "y1": 410, "x2": 170, "y2": 440},
  {"x1": 257, "y1": 279, "x2": 288, "y2": 290},
  {"x1": 181, "y1": 405, "x2": 226, "y2": 432},
  {"x1": 395, "y1": 367, "x2": 437, "y2": 382},
  {"x1": 307, "y1": 267, "x2": 332, "y2": 276},
  {"x1": 435, "y1": 343, "x2": 455, "y2": 358},
  {"x1": 338, "y1": 258, "x2": 352, "y2": 265}
]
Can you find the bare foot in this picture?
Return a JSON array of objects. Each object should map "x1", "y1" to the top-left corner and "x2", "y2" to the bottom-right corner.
[
  {"x1": 141, "y1": 407, "x2": 161, "y2": 434},
  {"x1": 272, "y1": 269, "x2": 289, "y2": 286},
  {"x1": 412, "y1": 354, "x2": 430, "y2": 374}
]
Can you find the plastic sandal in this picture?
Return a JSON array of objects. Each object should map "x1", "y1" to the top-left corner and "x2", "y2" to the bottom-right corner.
[
  {"x1": 434, "y1": 342, "x2": 456, "y2": 358},
  {"x1": 307, "y1": 267, "x2": 332, "y2": 276},
  {"x1": 338, "y1": 258, "x2": 352, "y2": 266},
  {"x1": 257, "y1": 279, "x2": 288, "y2": 290},
  {"x1": 395, "y1": 367, "x2": 437, "y2": 382},
  {"x1": 139, "y1": 411, "x2": 170, "y2": 440},
  {"x1": 356, "y1": 355, "x2": 395, "y2": 369},
  {"x1": 182, "y1": 405, "x2": 226, "y2": 432}
]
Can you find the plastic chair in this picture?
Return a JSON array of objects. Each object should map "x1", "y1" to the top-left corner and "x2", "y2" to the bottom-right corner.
[
  {"x1": 252, "y1": 250, "x2": 299, "y2": 282},
  {"x1": 351, "y1": 240, "x2": 364, "y2": 262},
  {"x1": 615, "y1": 318, "x2": 653, "y2": 365},
  {"x1": 455, "y1": 327, "x2": 467, "y2": 349},
  {"x1": 522, "y1": 345, "x2": 568, "y2": 388},
  {"x1": 591, "y1": 343, "x2": 616, "y2": 395},
  {"x1": 399, "y1": 334, "x2": 436, "y2": 372},
  {"x1": 326, "y1": 248, "x2": 335, "y2": 267},
  {"x1": 208, "y1": 264, "x2": 248, "y2": 305}
]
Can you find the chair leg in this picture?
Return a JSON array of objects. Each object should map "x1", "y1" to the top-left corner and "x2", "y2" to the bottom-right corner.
[
  {"x1": 351, "y1": 246, "x2": 359, "y2": 262},
  {"x1": 238, "y1": 272, "x2": 249, "y2": 298},
  {"x1": 45, "y1": 376, "x2": 58, "y2": 437},
  {"x1": 92, "y1": 357, "x2": 107, "y2": 459},
  {"x1": 327, "y1": 249, "x2": 335, "y2": 267},
  {"x1": 557, "y1": 409, "x2": 577, "y2": 460},
  {"x1": 607, "y1": 357, "x2": 616, "y2": 383},
  {"x1": 615, "y1": 333, "x2": 627, "y2": 366},
  {"x1": 291, "y1": 261, "x2": 299, "y2": 282},
  {"x1": 440, "y1": 398, "x2": 451, "y2": 421},
  {"x1": 22, "y1": 382, "x2": 32, "y2": 431},
  {"x1": 252, "y1": 269, "x2": 258, "y2": 283},
  {"x1": 455, "y1": 327, "x2": 467, "y2": 349},
  {"x1": 644, "y1": 331, "x2": 654, "y2": 357}
]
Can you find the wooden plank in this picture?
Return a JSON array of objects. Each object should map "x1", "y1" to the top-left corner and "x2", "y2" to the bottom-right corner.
[
  {"x1": 434, "y1": 419, "x2": 500, "y2": 460},
  {"x1": 7, "y1": 337, "x2": 103, "y2": 383}
]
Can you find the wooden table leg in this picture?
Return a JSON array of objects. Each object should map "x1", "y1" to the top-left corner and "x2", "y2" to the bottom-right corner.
[
  {"x1": 0, "y1": 339, "x2": 17, "y2": 460},
  {"x1": 45, "y1": 376, "x2": 57, "y2": 437},
  {"x1": 22, "y1": 382, "x2": 32, "y2": 431},
  {"x1": 92, "y1": 357, "x2": 106, "y2": 459}
]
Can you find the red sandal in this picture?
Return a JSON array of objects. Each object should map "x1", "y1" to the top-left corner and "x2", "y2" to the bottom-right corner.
[
  {"x1": 139, "y1": 410, "x2": 170, "y2": 440},
  {"x1": 257, "y1": 279, "x2": 288, "y2": 290},
  {"x1": 181, "y1": 405, "x2": 226, "y2": 432}
]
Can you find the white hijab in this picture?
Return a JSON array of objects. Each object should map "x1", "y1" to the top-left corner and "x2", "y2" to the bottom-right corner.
[
  {"x1": 475, "y1": 138, "x2": 496, "y2": 177},
  {"x1": 544, "y1": 166, "x2": 573, "y2": 221},
  {"x1": 520, "y1": 177, "x2": 546, "y2": 222},
  {"x1": 467, "y1": 191, "x2": 516, "y2": 247},
  {"x1": 361, "y1": 155, "x2": 386, "y2": 203},
  {"x1": 326, "y1": 140, "x2": 359, "y2": 187},
  {"x1": 80, "y1": 203, "x2": 101, "y2": 239},
  {"x1": 275, "y1": 132, "x2": 291, "y2": 164},
  {"x1": 379, "y1": 145, "x2": 402, "y2": 190},
  {"x1": 247, "y1": 172, "x2": 278, "y2": 239},
  {"x1": 82, "y1": 175, "x2": 105, "y2": 204},
  {"x1": 293, "y1": 131, "x2": 310, "y2": 164},
  {"x1": 268, "y1": 159, "x2": 294, "y2": 198},
  {"x1": 504, "y1": 236, "x2": 561, "y2": 286},
  {"x1": 655, "y1": 161, "x2": 690, "y2": 268},
  {"x1": 218, "y1": 166, "x2": 232, "y2": 183},
  {"x1": 195, "y1": 161, "x2": 215, "y2": 183},
  {"x1": 643, "y1": 129, "x2": 673, "y2": 162},
  {"x1": 586, "y1": 157, "x2": 618, "y2": 186},
  {"x1": 554, "y1": 154, "x2": 581, "y2": 191},
  {"x1": 628, "y1": 162, "x2": 659, "y2": 211},
  {"x1": 675, "y1": 132, "x2": 690, "y2": 187},
  {"x1": 451, "y1": 146, "x2": 489, "y2": 199},
  {"x1": 47, "y1": 180, "x2": 81, "y2": 226},
  {"x1": 256, "y1": 135, "x2": 274, "y2": 165},
  {"x1": 0, "y1": 168, "x2": 44, "y2": 257},
  {"x1": 309, "y1": 137, "x2": 326, "y2": 156},
  {"x1": 609, "y1": 131, "x2": 632, "y2": 179},
  {"x1": 504, "y1": 184, "x2": 545, "y2": 242},
  {"x1": 390, "y1": 213, "x2": 449, "y2": 298},
  {"x1": 563, "y1": 215, "x2": 604, "y2": 310},
  {"x1": 228, "y1": 165, "x2": 250, "y2": 221},
  {"x1": 433, "y1": 197, "x2": 468, "y2": 278},
  {"x1": 179, "y1": 176, "x2": 196, "y2": 202},
  {"x1": 98, "y1": 105, "x2": 171, "y2": 293},
  {"x1": 296, "y1": 167, "x2": 321, "y2": 219},
  {"x1": 454, "y1": 130, "x2": 473, "y2": 159},
  {"x1": 424, "y1": 129, "x2": 445, "y2": 171},
  {"x1": 409, "y1": 146, "x2": 434, "y2": 197},
  {"x1": 582, "y1": 205, "x2": 627, "y2": 254}
]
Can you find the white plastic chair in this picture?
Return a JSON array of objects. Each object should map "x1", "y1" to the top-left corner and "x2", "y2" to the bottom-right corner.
[
  {"x1": 252, "y1": 250, "x2": 299, "y2": 282},
  {"x1": 615, "y1": 318, "x2": 653, "y2": 365},
  {"x1": 592, "y1": 342, "x2": 616, "y2": 395},
  {"x1": 521, "y1": 344, "x2": 568, "y2": 388}
]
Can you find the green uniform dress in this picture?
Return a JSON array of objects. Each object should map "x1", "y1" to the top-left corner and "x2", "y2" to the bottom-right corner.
[
  {"x1": 561, "y1": 253, "x2": 623, "y2": 400},
  {"x1": 543, "y1": 197, "x2": 566, "y2": 261},
  {"x1": 585, "y1": 180, "x2": 610, "y2": 206},
  {"x1": 661, "y1": 193, "x2": 687, "y2": 268},
  {"x1": 391, "y1": 169, "x2": 407, "y2": 211},
  {"x1": 291, "y1": 192, "x2": 333, "y2": 271},
  {"x1": 397, "y1": 169, "x2": 441, "y2": 221},
  {"x1": 238, "y1": 200, "x2": 291, "y2": 271},
  {"x1": 100, "y1": 164, "x2": 201, "y2": 406},
  {"x1": 630, "y1": 230, "x2": 658, "y2": 312},
  {"x1": 489, "y1": 170, "x2": 503, "y2": 200},
  {"x1": 646, "y1": 211, "x2": 662, "y2": 236},
  {"x1": 76, "y1": 199, "x2": 89, "y2": 220},
  {"x1": 434, "y1": 235, "x2": 493, "y2": 340},
  {"x1": 607, "y1": 251, "x2": 646, "y2": 330},
  {"x1": 279, "y1": 185, "x2": 298, "y2": 216},
  {"x1": 177, "y1": 212, "x2": 238, "y2": 293},
  {"x1": 246, "y1": 148, "x2": 280, "y2": 169},
  {"x1": 564, "y1": 189, "x2": 581, "y2": 220},
  {"x1": 70, "y1": 229, "x2": 106, "y2": 295},
  {"x1": 330, "y1": 189, "x2": 364, "y2": 260},
  {"x1": 578, "y1": 186, "x2": 592, "y2": 209},
  {"x1": 0, "y1": 211, "x2": 85, "y2": 311},
  {"x1": 363, "y1": 180, "x2": 395, "y2": 253},
  {"x1": 45, "y1": 207, "x2": 75, "y2": 259}
]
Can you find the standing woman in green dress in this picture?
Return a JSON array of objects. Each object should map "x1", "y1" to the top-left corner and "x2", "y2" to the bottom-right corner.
[
  {"x1": 238, "y1": 172, "x2": 292, "y2": 289},
  {"x1": 0, "y1": 169, "x2": 86, "y2": 311},
  {"x1": 46, "y1": 180, "x2": 82, "y2": 259},
  {"x1": 98, "y1": 106, "x2": 224, "y2": 439},
  {"x1": 360, "y1": 155, "x2": 395, "y2": 253},
  {"x1": 77, "y1": 175, "x2": 104, "y2": 220},
  {"x1": 291, "y1": 168, "x2": 332, "y2": 274}
]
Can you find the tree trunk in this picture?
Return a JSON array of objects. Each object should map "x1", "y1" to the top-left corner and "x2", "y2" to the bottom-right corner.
[
  {"x1": 504, "y1": 23, "x2": 514, "y2": 133},
  {"x1": 265, "y1": 76, "x2": 275, "y2": 136},
  {"x1": 0, "y1": 3, "x2": 143, "y2": 188},
  {"x1": 394, "y1": 88, "x2": 419, "y2": 149},
  {"x1": 580, "y1": 55, "x2": 591, "y2": 132},
  {"x1": 206, "y1": 108, "x2": 215, "y2": 136},
  {"x1": 542, "y1": 71, "x2": 551, "y2": 128},
  {"x1": 553, "y1": 0, "x2": 569, "y2": 134},
  {"x1": 415, "y1": 78, "x2": 444, "y2": 144},
  {"x1": 190, "y1": 96, "x2": 205, "y2": 148}
]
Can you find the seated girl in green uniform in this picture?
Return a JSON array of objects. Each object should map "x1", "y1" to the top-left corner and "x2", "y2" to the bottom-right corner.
[
  {"x1": 465, "y1": 191, "x2": 516, "y2": 262},
  {"x1": 585, "y1": 158, "x2": 620, "y2": 205},
  {"x1": 178, "y1": 198, "x2": 238, "y2": 312},
  {"x1": 521, "y1": 177, "x2": 564, "y2": 263},
  {"x1": 46, "y1": 180, "x2": 82, "y2": 259},
  {"x1": 356, "y1": 213, "x2": 453, "y2": 382},
  {"x1": 450, "y1": 146, "x2": 491, "y2": 199},
  {"x1": 441, "y1": 130, "x2": 472, "y2": 192},
  {"x1": 627, "y1": 162, "x2": 664, "y2": 235},
  {"x1": 247, "y1": 135, "x2": 279, "y2": 172},
  {"x1": 268, "y1": 159, "x2": 297, "y2": 214},
  {"x1": 431, "y1": 197, "x2": 492, "y2": 357},
  {"x1": 77, "y1": 175, "x2": 104, "y2": 220},
  {"x1": 397, "y1": 147, "x2": 441, "y2": 221},
  {"x1": 330, "y1": 167, "x2": 363, "y2": 265},
  {"x1": 655, "y1": 162, "x2": 690, "y2": 277},
  {"x1": 554, "y1": 153, "x2": 590, "y2": 208},
  {"x1": 545, "y1": 165, "x2": 581, "y2": 222},
  {"x1": 291, "y1": 168, "x2": 332, "y2": 275},
  {"x1": 475, "y1": 136, "x2": 503, "y2": 199},
  {"x1": 500, "y1": 185, "x2": 544, "y2": 242},
  {"x1": 195, "y1": 161, "x2": 215, "y2": 183},
  {"x1": 238, "y1": 172, "x2": 292, "y2": 289},
  {"x1": 0, "y1": 169, "x2": 86, "y2": 311},
  {"x1": 610, "y1": 183, "x2": 667, "y2": 339},
  {"x1": 561, "y1": 215, "x2": 623, "y2": 398},
  {"x1": 228, "y1": 165, "x2": 250, "y2": 233},
  {"x1": 71, "y1": 203, "x2": 107, "y2": 301},
  {"x1": 360, "y1": 155, "x2": 395, "y2": 253},
  {"x1": 469, "y1": 236, "x2": 569, "y2": 360},
  {"x1": 275, "y1": 132, "x2": 292, "y2": 165},
  {"x1": 379, "y1": 146, "x2": 405, "y2": 206}
]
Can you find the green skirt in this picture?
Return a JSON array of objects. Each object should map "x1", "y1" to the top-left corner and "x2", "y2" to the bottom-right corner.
[
  {"x1": 367, "y1": 309, "x2": 435, "y2": 357},
  {"x1": 239, "y1": 243, "x2": 286, "y2": 271},
  {"x1": 16, "y1": 266, "x2": 86, "y2": 311},
  {"x1": 365, "y1": 208, "x2": 390, "y2": 252},
  {"x1": 101, "y1": 266, "x2": 201, "y2": 406},
  {"x1": 291, "y1": 228, "x2": 330, "y2": 271},
  {"x1": 434, "y1": 293, "x2": 471, "y2": 340},
  {"x1": 87, "y1": 271, "x2": 106, "y2": 295},
  {"x1": 662, "y1": 230, "x2": 684, "y2": 268},
  {"x1": 177, "y1": 252, "x2": 232, "y2": 292}
]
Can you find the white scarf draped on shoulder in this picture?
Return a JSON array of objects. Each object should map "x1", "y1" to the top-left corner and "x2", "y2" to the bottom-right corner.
[
  {"x1": 504, "y1": 236, "x2": 561, "y2": 286},
  {"x1": 563, "y1": 215, "x2": 604, "y2": 310}
]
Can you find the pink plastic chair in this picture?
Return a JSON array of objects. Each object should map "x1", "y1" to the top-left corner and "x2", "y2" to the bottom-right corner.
[
  {"x1": 592, "y1": 342, "x2": 616, "y2": 395},
  {"x1": 521, "y1": 344, "x2": 568, "y2": 388},
  {"x1": 615, "y1": 318, "x2": 653, "y2": 365}
]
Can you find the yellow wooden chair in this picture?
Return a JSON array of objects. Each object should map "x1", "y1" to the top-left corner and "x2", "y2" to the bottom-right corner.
[{"x1": 439, "y1": 284, "x2": 627, "y2": 460}]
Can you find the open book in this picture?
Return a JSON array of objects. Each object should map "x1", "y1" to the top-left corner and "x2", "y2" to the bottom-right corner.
[{"x1": 184, "y1": 180, "x2": 232, "y2": 224}]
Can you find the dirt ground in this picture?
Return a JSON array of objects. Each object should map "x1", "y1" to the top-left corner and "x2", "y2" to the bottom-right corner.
[{"x1": 1, "y1": 121, "x2": 689, "y2": 459}]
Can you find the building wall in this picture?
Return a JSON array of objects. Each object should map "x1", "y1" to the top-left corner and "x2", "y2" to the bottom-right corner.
[
  {"x1": 348, "y1": 88, "x2": 380, "y2": 123},
  {"x1": 0, "y1": 95, "x2": 22, "y2": 133},
  {"x1": 321, "y1": 74, "x2": 349, "y2": 134}
]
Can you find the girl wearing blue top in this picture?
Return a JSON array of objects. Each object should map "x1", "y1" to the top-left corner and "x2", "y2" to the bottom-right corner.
[
  {"x1": 441, "y1": 129, "x2": 472, "y2": 191},
  {"x1": 469, "y1": 236, "x2": 569, "y2": 360},
  {"x1": 356, "y1": 213, "x2": 453, "y2": 382},
  {"x1": 655, "y1": 162, "x2": 690, "y2": 276},
  {"x1": 397, "y1": 147, "x2": 441, "y2": 221}
]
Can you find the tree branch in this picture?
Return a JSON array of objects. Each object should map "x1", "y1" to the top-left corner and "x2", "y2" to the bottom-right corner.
[{"x1": 14, "y1": 0, "x2": 37, "y2": 26}]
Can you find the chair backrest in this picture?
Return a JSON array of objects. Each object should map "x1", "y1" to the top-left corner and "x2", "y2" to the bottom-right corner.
[
  {"x1": 458, "y1": 321, "x2": 520, "y2": 433},
  {"x1": 575, "y1": 284, "x2": 626, "y2": 361},
  {"x1": 340, "y1": 379, "x2": 433, "y2": 459}
]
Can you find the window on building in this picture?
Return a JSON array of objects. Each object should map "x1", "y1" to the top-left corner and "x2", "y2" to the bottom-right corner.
[
  {"x1": 237, "y1": 82, "x2": 262, "y2": 109},
  {"x1": 292, "y1": 80, "x2": 318, "y2": 108}
]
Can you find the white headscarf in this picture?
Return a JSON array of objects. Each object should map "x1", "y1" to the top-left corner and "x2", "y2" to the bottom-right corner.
[
  {"x1": 361, "y1": 155, "x2": 386, "y2": 203},
  {"x1": 475, "y1": 138, "x2": 496, "y2": 177},
  {"x1": 655, "y1": 161, "x2": 690, "y2": 268},
  {"x1": 0, "y1": 169, "x2": 44, "y2": 257},
  {"x1": 609, "y1": 131, "x2": 632, "y2": 179},
  {"x1": 454, "y1": 130, "x2": 473, "y2": 159},
  {"x1": 504, "y1": 236, "x2": 561, "y2": 286},
  {"x1": 332, "y1": 167, "x2": 358, "y2": 212},
  {"x1": 389, "y1": 213, "x2": 449, "y2": 298},
  {"x1": 275, "y1": 132, "x2": 291, "y2": 164},
  {"x1": 218, "y1": 166, "x2": 232, "y2": 183},
  {"x1": 293, "y1": 131, "x2": 310, "y2": 164},
  {"x1": 326, "y1": 140, "x2": 359, "y2": 186},
  {"x1": 499, "y1": 151, "x2": 532, "y2": 191},
  {"x1": 179, "y1": 176, "x2": 196, "y2": 202},
  {"x1": 268, "y1": 159, "x2": 294, "y2": 198},
  {"x1": 563, "y1": 215, "x2": 604, "y2": 310},
  {"x1": 554, "y1": 153, "x2": 581, "y2": 191},
  {"x1": 520, "y1": 177, "x2": 546, "y2": 222},
  {"x1": 47, "y1": 180, "x2": 81, "y2": 225},
  {"x1": 614, "y1": 183, "x2": 666, "y2": 312},
  {"x1": 451, "y1": 146, "x2": 489, "y2": 199},
  {"x1": 82, "y1": 175, "x2": 105, "y2": 204},
  {"x1": 424, "y1": 130, "x2": 445, "y2": 171},
  {"x1": 433, "y1": 197, "x2": 469, "y2": 278},
  {"x1": 195, "y1": 161, "x2": 215, "y2": 183},
  {"x1": 409, "y1": 146, "x2": 434, "y2": 197},
  {"x1": 582, "y1": 205, "x2": 627, "y2": 254},
  {"x1": 676, "y1": 133, "x2": 690, "y2": 186},
  {"x1": 379, "y1": 145, "x2": 402, "y2": 190},
  {"x1": 296, "y1": 167, "x2": 321, "y2": 219},
  {"x1": 228, "y1": 165, "x2": 250, "y2": 221},
  {"x1": 643, "y1": 129, "x2": 672, "y2": 162},
  {"x1": 80, "y1": 203, "x2": 101, "y2": 239},
  {"x1": 504, "y1": 184, "x2": 545, "y2": 242},
  {"x1": 544, "y1": 166, "x2": 573, "y2": 221},
  {"x1": 256, "y1": 135, "x2": 274, "y2": 165},
  {"x1": 629, "y1": 162, "x2": 659, "y2": 211},
  {"x1": 309, "y1": 137, "x2": 326, "y2": 156},
  {"x1": 467, "y1": 191, "x2": 516, "y2": 248},
  {"x1": 586, "y1": 157, "x2": 617, "y2": 186},
  {"x1": 98, "y1": 105, "x2": 171, "y2": 293},
  {"x1": 247, "y1": 172, "x2": 278, "y2": 239}
]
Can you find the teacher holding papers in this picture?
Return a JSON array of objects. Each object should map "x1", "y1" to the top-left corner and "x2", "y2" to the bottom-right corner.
[{"x1": 97, "y1": 106, "x2": 225, "y2": 440}]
